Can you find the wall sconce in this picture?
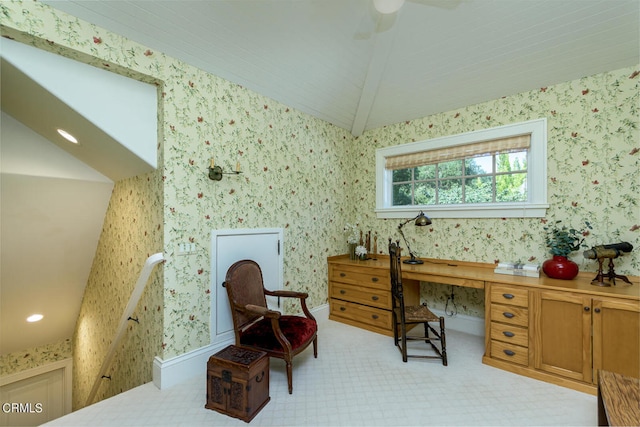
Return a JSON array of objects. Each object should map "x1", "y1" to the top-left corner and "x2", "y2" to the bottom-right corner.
[
  {"x1": 397, "y1": 211, "x2": 431, "y2": 264},
  {"x1": 208, "y1": 158, "x2": 242, "y2": 181}
]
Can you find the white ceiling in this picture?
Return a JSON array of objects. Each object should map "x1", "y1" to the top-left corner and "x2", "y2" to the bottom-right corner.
[
  {"x1": 0, "y1": 39, "x2": 156, "y2": 355},
  {"x1": 42, "y1": 0, "x2": 640, "y2": 136},
  {"x1": 0, "y1": 108, "x2": 116, "y2": 355},
  {"x1": 1, "y1": 0, "x2": 638, "y2": 356}
]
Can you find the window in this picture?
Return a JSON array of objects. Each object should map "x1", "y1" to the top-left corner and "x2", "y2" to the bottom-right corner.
[{"x1": 376, "y1": 119, "x2": 548, "y2": 219}]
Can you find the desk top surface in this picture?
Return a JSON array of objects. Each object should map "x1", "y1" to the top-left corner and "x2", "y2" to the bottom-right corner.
[
  {"x1": 328, "y1": 254, "x2": 640, "y2": 300},
  {"x1": 598, "y1": 370, "x2": 640, "y2": 426}
]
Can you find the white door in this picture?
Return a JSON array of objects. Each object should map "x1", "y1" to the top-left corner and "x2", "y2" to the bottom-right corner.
[
  {"x1": 211, "y1": 228, "x2": 283, "y2": 344},
  {"x1": 0, "y1": 364, "x2": 69, "y2": 426}
]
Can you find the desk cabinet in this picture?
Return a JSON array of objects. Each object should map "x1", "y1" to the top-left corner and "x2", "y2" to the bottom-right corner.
[
  {"x1": 485, "y1": 282, "x2": 640, "y2": 393},
  {"x1": 592, "y1": 297, "x2": 640, "y2": 380},
  {"x1": 531, "y1": 291, "x2": 640, "y2": 384},
  {"x1": 531, "y1": 291, "x2": 593, "y2": 382},
  {"x1": 328, "y1": 262, "x2": 395, "y2": 335},
  {"x1": 328, "y1": 255, "x2": 639, "y2": 395},
  {"x1": 488, "y1": 284, "x2": 530, "y2": 367},
  {"x1": 328, "y1": 259, "x2": 421, "y2": 336}
]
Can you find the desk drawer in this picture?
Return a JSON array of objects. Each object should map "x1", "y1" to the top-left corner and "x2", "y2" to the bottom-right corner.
[
  {"x1": 330, "y1": 282, "x2": 390, "y2": 309},
  {"x1": 330, "y1": 300, "x2": 391, "y2": 330},
  {"x1": 490, "y1": 322, "x2": 528, "y2": 348},
  {"x1": 490, "y1": 284, "x2": 529, "y2": 307},
  {"x1": 490, "y1": 303, "x2": 528, "y2": 327},
  {"x1": 330, "y1": 266, "x2": 389, "y2": 291},
  {"x1": 491, "y1": 340, "x2": 528, "y2": 366}
]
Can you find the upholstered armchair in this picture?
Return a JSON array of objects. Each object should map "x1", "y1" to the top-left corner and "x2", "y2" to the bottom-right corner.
[{"x1": 224, "y1": 259, "x2": 318, "y2": 394}]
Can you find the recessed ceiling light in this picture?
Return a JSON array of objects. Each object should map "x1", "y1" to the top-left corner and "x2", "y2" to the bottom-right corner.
[
  {"x1": 27, "y1": 314, "x2": 44, "y2": 323},
  {"x1": 57, "y1": 128, "x2": 78, "y2": 144}
]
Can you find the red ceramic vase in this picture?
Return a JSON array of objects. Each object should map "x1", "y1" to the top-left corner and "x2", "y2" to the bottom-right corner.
[{"x1": 542, "y1": 255, "x2": 579, "y2": 280}]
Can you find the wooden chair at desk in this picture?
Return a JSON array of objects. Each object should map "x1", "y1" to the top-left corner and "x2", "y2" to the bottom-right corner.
[{"x1": 389, "y1": 239, "x2": 447, "y2": 365}]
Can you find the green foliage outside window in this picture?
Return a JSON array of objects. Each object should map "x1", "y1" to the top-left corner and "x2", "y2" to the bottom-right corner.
[{"x1": 391, "y1": 151, "x2": 527, "y2": 206}]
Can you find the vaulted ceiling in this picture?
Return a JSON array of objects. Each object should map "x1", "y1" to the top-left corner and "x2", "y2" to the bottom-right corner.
[
  {"x1": 42, "y1": 0, "x2": 640, "y2": 136},
  {"x1": 1, "y1": 0, "x2": 638, "y2": 356}
]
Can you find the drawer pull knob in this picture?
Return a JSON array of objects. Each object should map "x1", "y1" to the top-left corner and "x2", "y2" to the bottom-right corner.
[
  {"x1": 503, "y1": 331, "x2": 515, "y2": 338},
  {"x1": 340, "y1": 290, "x2": 346, "y2": 294},
  {"x1": 503, "y1": 349, "x2": 516, "y2": 357},
  {"x1": 503, "y1": 312, "x2": 515, "y2": 319},
  {"x1": 371, "y1": 296, "x2": 379, "y2": 301},
  {"x1": 339, "y1": 307, "x2": 346, "y2": 311},
  {"x1": 502, "y1": 293, "x2": 514, "y2": 299},
  {"x1": 340, "y1": 273, "x2": 346, "y2": 277},
  {"x1": 371, "y1": 277, "x2": 379, "y2": 282},
  {"x1": 594, "y1": 308, "x2": 601, "y2": 313},
  {"x1": 584, "y1": 306, "x2": 590, "y2": 312},
  {"x1": 371, "y1": 314, "x2": 379, "y2": 320}
]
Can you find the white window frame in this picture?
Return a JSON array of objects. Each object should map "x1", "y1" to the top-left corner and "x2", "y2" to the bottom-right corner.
[{"x1": 375, "y1": 118, "x2": 549, "y2": 219}]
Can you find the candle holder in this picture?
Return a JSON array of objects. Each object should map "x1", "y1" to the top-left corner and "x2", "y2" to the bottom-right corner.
[{"x1": 208, "y1": 165, "x2": 242, "y2": 181}]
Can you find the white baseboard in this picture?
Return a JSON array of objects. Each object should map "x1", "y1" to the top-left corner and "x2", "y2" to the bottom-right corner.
[
  {"x1": 152, "y1": 304, "x2": 329, "y2": 390},
  {"x1": 311, "y1": 303, "x2": 329, "y2": 321},
  {"x1": 152, "y1": 305, "x2": 477, "y2": 390},
  {"x1": 152, "y1": 338, "x2": 233, "y2": 390},
  {"x1": 430, "y1": 308, "x2": 485, "y2": 337}
]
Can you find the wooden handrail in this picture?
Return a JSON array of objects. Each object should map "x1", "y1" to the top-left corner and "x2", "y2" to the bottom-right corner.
[{"x1": 86, "y1": 252, "x2": 164, "y2": 406}]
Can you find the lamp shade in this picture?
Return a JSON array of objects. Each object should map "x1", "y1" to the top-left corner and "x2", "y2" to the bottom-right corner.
[
  {"x1": 414, "y1": 211, "x2": 432, "y2": 226},
  {"x1": 373, "y1": 0, "x2": 405, "y2": 14}
]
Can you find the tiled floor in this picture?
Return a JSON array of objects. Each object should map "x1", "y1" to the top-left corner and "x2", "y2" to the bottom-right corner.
[{"x1": 46, "y1": 318, "x2": 596, "y2": 426}]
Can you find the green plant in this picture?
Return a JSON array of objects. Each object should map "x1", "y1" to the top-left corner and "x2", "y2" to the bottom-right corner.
[{"x1": 543, "y1": 220, "x2": 592, "y2": 257}]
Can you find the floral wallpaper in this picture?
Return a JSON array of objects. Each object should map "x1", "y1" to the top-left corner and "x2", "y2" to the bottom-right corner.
[
  {"x1": 159, "y1": 63, "x2": 353, "y2": 357},
  {"x1": 71, "y1": 171, "x2": 164, "y2": 409},
  {"x1": 2, "y1": 0, "x2": 638, "y2": 411},
  {"x1": 350, "y1": 66, "x2": 639, "y2": 316},
  {"x1": 2, "y1": 0, "x2": 353, "y2": 409},
  {"x1": 0, "y1": 339, "x2": 72, "y2": 377}
]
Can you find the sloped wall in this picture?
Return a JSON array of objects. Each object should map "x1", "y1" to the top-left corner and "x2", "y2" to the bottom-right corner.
[{"x1": 72, "y1": 171, "x2": 163, "y2": 409}]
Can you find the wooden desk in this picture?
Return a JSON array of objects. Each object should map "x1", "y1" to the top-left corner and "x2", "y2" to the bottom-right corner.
[
  {"x1": 328, "y1": 254, "x2": 640, "y2": 299},
  {"x1": 327, "y1": 254, "x2": 640, "y2": 395},
  {"x1": 598, "y1": 370, "x2": 640, "y2": 426}
]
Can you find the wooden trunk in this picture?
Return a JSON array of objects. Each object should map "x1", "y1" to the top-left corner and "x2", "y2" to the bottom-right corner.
[{"x1": 205, "y1": 345, "x2": 270, "y2": 423}]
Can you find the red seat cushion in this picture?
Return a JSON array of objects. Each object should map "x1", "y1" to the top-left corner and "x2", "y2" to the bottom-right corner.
[{"x1": 240, "y1": 316, "x2": 317, "y2": 352}]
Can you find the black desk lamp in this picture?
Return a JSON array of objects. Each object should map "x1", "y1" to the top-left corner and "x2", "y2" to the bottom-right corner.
[{"x1": 397, "y1": 211, "x2": 432, "y2": 264}]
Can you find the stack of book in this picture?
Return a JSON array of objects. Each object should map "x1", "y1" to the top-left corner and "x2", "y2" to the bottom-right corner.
[{"x1": 494, "y1": 262, "x2": 540, "y2": 278}]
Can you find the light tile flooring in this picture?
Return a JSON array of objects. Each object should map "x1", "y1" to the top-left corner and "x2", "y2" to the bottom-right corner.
[{"x1": 46, "y1": 318, "x2": 596, "y2": 426}]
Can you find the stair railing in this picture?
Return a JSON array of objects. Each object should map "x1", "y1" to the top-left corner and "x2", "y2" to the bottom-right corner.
[{"x1": 85, "y1": 252, "x2": 164, "y2": 406}]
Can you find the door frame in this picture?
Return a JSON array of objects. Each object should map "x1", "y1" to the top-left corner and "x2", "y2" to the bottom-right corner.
[{"x1": 0, "y1": 358, "x2": 72, "y2": 415}]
